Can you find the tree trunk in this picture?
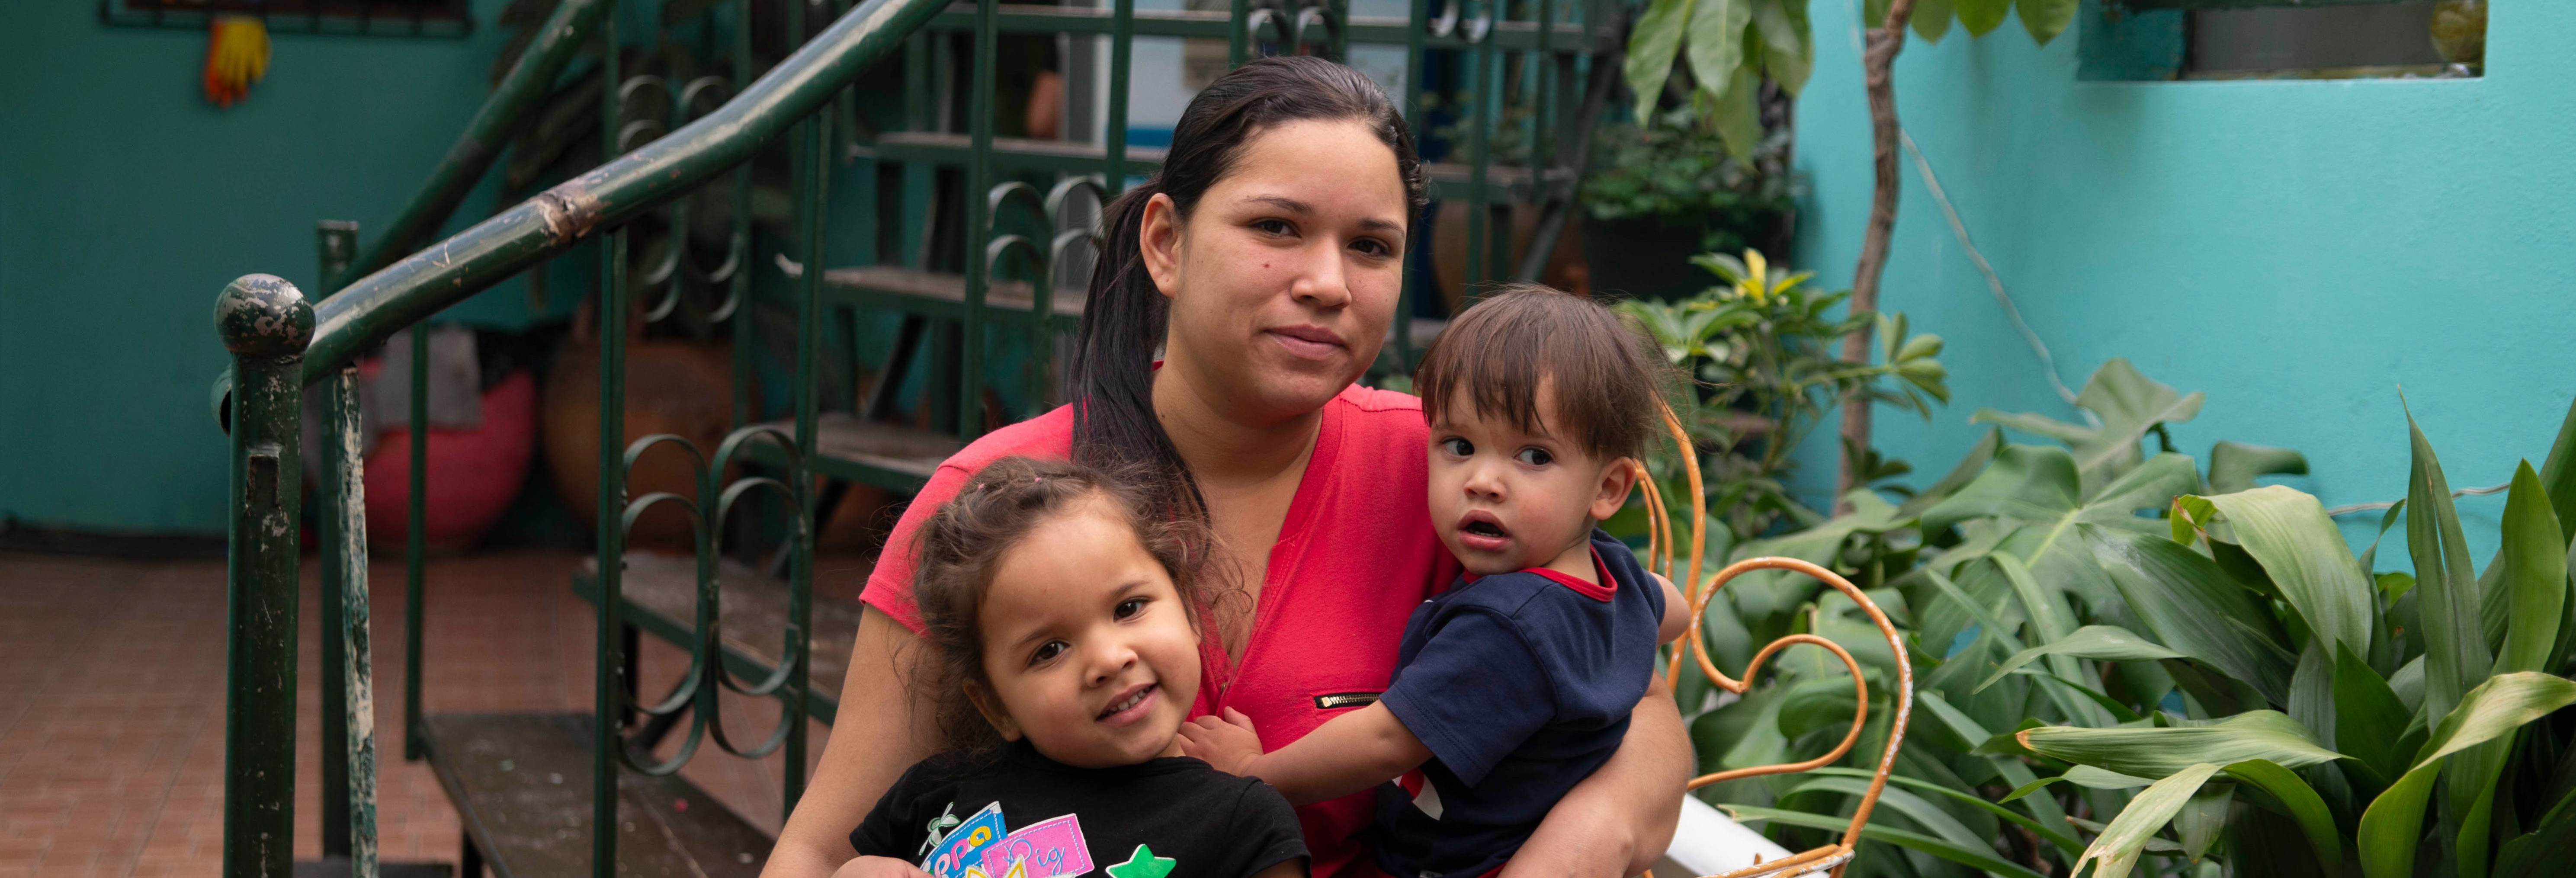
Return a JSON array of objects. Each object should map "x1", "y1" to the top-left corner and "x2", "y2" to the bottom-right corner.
[{"x1": 1837, "y1": 0, "x2": 1915, "y2": 512}]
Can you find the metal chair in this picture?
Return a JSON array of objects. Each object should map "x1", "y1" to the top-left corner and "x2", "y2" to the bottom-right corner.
[{"x1": 1633, "y1": 403, "x2": 1912, "y2": 878}]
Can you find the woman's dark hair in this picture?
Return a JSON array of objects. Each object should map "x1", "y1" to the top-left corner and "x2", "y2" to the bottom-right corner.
[
  {"x1": 910, "y1": 456, "x2": 1213, "y2": 765},
  {"x1": 1070, "y1": 55, "x2": 1428, "y2": 517},
  {"x1": 1414, "y1": 285, "x2": 1671, "y2": 463}
]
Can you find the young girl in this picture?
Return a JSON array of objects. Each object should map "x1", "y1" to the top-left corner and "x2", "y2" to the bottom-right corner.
[{"x1": 838, "y1": 457, "x2": 1309, "y2": 878}]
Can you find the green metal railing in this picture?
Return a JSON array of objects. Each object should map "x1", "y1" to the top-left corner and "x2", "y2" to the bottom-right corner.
[{"x1": 214, "y1": 0, "x2": 1619, "y2": 875}]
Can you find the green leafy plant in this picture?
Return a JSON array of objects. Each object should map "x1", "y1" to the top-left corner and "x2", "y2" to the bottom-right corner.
[
  {"x1": 1579, "y1": 108, "x2": 1797, "y2": 255},
  {"x1": 1622, "y1": 0, "x2": 1814, "y2": 158},
  {"x1": 1674, "y1": 359, "x2": 2576, "y2": 877},
  {"x1": 1617, "y1": 249, "x2": 1946, "y2": 543}
]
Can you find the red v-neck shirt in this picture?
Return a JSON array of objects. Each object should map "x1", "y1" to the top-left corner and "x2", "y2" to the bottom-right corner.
[{"x1": 860, "y1": 384, "x2": 1463, "y2": 877}]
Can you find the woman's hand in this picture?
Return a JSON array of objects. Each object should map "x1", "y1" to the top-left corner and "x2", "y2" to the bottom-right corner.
[
  {"x1": 1498, "y1": 675, "x2": 1688, "y2": 878},
  {"x1": 831, "y1": 856, "x2": 933, "y2": 878},
  {"x1": 1177, "y1": 707, "x2": 1267, "y2": 775}
]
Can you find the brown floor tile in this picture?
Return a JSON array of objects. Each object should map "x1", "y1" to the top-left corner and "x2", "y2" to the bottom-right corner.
[{"x1": 0, "y1": 549, "x2": 842, "y2": 875}]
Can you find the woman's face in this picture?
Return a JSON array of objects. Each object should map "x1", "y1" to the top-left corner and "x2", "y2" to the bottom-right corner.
[{"x1": 1142, "y1": 117, "x2": 1409, "y2": 423}]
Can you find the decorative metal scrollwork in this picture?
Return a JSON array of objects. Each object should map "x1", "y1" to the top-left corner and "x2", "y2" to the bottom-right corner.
[
  {"x1": 607, "y1": 425, "x2": 812, "y2": 775},
  {"x1": 1244, "y1": 0, "x2": 1343, "y2": 60},
  {"x1": 613, "y1": 73, "x2": 751, "y2": 328}
]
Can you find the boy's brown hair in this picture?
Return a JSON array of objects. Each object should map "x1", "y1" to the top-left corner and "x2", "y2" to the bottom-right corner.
[
  {"x1": 910, "y1": 456, "x2": 1215, "y2": 766},
  {"x1": 1413, "y1": 285, "x2": 1668, "y2": 463}
]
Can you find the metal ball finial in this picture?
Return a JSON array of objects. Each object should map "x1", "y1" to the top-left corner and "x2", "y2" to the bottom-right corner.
[{"x1": 214, "y1": 274, "x2": 314, "y2": 358}]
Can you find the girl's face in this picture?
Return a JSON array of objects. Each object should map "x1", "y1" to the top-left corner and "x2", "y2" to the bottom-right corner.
[
  {"x1": 966, "y1": 494, "x2": 1203, "y2": 768},
  {"x1": 1142, "y1": 117, "x2": 1409, "y2": 423}
]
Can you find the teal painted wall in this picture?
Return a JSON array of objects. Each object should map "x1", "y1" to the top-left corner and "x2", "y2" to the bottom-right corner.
[
  {"x1": 0, "y1": 1, "x2": 560, "y2": 533},
  {"x1": 1790, "y1": 1, "x2": 2569, "y2": 564}
]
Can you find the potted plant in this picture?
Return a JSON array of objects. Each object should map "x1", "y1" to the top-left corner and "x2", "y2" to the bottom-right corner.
[{"x1": 1579, "y1": 108, "x2": 1797, "y2": 302}]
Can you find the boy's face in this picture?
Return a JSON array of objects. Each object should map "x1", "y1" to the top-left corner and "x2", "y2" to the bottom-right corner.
[
  {"x1": 968, "y1": 495, "x2": 1202, "y2": 768},
  {"x1": 1428, "y1": 388, "x2": 1635, "y2": 577}
]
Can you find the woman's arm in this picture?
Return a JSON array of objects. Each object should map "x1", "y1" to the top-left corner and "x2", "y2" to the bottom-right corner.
[
  {"x1": 765, "y1": 609, "x2": 945, "y2": 878},
  {"x1": 1500, "y1": 674, "x2": 1688, "y2": 878}
]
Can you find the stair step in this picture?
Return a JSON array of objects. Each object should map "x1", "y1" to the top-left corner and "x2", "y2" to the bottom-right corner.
[
  {"x1": 419, "y1": 712, "x2": 770, "y2": 878},
  {"x1": 733, "y1": 413, "x2": 963, "y2": 493},
  {"x1": 577, "y1": 552, "x2": 868, "y2": 725},
  {"x1": 863, "y1": 132, "x2": 1569, "y2": 202},
  {"x1": 824, "y1": 264, "x2": 1084, "y2": 331}
]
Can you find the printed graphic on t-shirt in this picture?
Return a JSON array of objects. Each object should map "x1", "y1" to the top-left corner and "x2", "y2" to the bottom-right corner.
[{"x1": 918, "y1": 801, "x2": 1107, "y2": 878}]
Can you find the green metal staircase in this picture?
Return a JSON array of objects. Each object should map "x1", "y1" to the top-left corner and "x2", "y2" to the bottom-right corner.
[{"x1": 210, "y1": 0, "x2": 1622, "y2": 875}]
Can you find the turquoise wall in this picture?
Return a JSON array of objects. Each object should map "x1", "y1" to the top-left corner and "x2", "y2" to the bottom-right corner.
[
  {"x1": 1791, "y1": 0, "x2": 2570, "y2": 563},
  {"x1": 0, "y1": 1, "x2": 558, "y2": 533}
]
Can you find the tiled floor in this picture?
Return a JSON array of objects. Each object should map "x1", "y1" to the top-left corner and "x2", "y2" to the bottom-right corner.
[{"x1": 0, "y1": 549, "x2": 848, "y2": 878}]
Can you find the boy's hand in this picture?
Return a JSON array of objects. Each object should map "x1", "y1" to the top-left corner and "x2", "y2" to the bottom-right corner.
[
  {"x1": 831, "y1": 856, "x2": 931, "y2": 878},
  {"x1": 1177, "y1": 707, "x2": 1266, "y2": 776}
]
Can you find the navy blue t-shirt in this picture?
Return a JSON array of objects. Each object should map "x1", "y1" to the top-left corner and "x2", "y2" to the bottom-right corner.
[{"x1": 1372, "y1": 529, "x2": 1665, "y2": 878}]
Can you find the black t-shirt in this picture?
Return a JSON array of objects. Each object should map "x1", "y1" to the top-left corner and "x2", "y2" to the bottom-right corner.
[
  {"x1": 1373, "y1": 529, "x2": 1665, "y2": 878},
  {"x1": 851, "y1": 742, "x2": 1308, "y2": 878}
]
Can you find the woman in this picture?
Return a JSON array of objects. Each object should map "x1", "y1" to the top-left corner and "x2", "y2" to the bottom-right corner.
[{"x1": 767, "y1": 57, "x2": 1686, "y2": 878}]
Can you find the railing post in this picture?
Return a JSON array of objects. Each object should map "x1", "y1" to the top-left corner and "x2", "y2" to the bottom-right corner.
[
  {"x1": 217, "y1": 274, "x2": 315, "y2": 878},
  {"x1": 322, "y1": 365, "x2": 381, "y2": 878},
  {"x1": 593, "y1": 8, "x2": 628, "y2": 877},
  {"x1": 960, "y1": 0, "x2": 996, "y2": 440},
  {"x1": 314, "y1": 220, "x2": 359, "y2": 860}
]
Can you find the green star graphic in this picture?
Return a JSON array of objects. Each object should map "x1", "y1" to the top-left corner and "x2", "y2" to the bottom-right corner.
[{"x1": 1104, "y1": 844, "x2": 1176, "y2": 878}]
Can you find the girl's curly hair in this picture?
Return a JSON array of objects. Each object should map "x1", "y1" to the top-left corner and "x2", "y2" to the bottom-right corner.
[{"x1": 910, "y1": 456, "x2": 1215, "y2": 767}]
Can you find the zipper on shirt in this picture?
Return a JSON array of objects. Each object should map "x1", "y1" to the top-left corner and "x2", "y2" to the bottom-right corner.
[{"x1": 1312, "y1": 692, "x2": 1380, "y2": 710}]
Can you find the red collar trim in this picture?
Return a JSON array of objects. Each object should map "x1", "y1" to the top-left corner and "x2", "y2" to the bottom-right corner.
[{"x1": 1524, "y1": 547, "x2": 1617, "y2": 602}]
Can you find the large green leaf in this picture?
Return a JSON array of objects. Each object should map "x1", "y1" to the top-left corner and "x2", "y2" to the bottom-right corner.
[
  {"x1": 1722, "y1": 805, "x2": 2050, "y2": 878},
  {"x1": 2207, "y1": 440, "x2": 2311, "y2": 495},
  {"x1": 1805, "y1": 766, "x2": 2087, "y2": 857},
  {"x1": 1684, "y1": 0, "x2": 1752, "y2": 106},
  {"x1": 1784, "y1": 777, "x2": 1986, "y2": 851},
  {"x1": 1751, "y1": 0, "x2": 1812, "y2": 95},
  {"x1": 2202, "y1": 485, "x2": 2375, "y2": 658},
  {"x1": 2220, "y1": 758, "x2": 2345, "y2": 872},
  {"x1": 2406, "y1": 405, "x2": 2491, "y2": 728},
  {"x1": 1920, "y1": 443, "x2": 2082, "y2": 533},
  {"x1": 2174, "y1": 781, "x2": 2233, "y2": 862},
  {"x1": 2532, "y1": 395, "x2": 2576, "y2": 545},
  {"x1": 1973, "y1": 359, "x2": 2204, "y2": 495},
  {"x1": 2092, "y1": 531, "x2": 2296, "y2": 702},
  {"x1": 2015, "y1": 0, "x2": 2079, "y2": 44},
  {"x1": 2289, "y1": 642, "x2": 2339, "y2": 748},
  {"x1": 2356, "y1": 673, "x2": 2576, "y2": 878},
  {"x1": 1898, "y1": 428, "x2": 2002, "y2": 519},
  {"x1": 2335, "y1": 641, "x2": 2413, "y2": 786},
  {"x1": 1910, "y1": 0, "x2": 1954, "y2": 42},
  {"x1": 1954, "y1": 0, "x2": 2011, "y2": 37},
  {"x1": 1916, "y1": 690, "x2": 2076, "y2": 833},
  {"x1": 2075, "y1": 762, "x2": 2223, "y2": 878},
  {"x1": 2495, "y1": 786, "x2": 2576, "y2": 878},
  {"x1": 2020, "y1": 710, "x2": 2344, "y2": 779},
  {"x1": 2493, "y1": 461, "x2": 2566, "y2": 675},
  {"x1": 1706, "y1": 48, "x2": 1764, "y2": 160},
  {"x1": 1974, "y1": 625, "x2": 2182, "y2": 694},
  {"x1": 1623, "y1": 0, "x2": 1692, "y2": 123}
]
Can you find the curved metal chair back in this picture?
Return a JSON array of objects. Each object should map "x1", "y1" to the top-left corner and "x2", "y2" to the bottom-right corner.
[{"x1": 1633, "y1": 402, "x2": 1912, "y2": 878}]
